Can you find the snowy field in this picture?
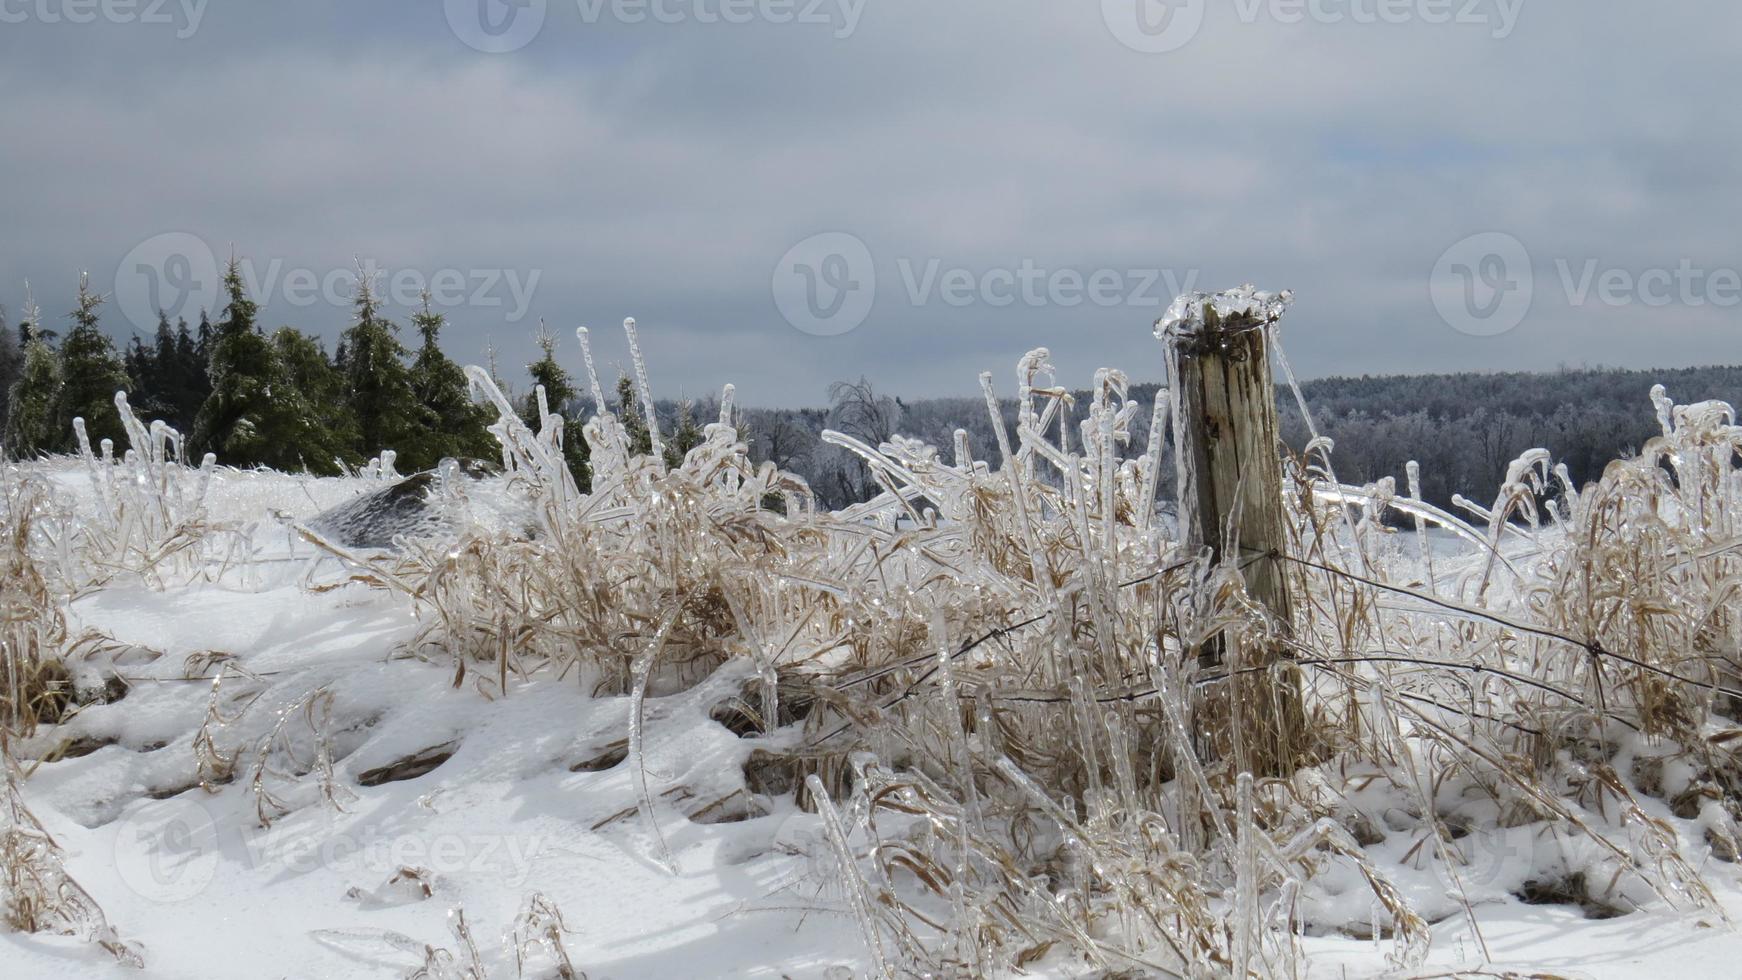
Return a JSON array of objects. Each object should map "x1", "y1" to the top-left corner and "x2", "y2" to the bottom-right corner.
[
  {"x1": 6, "y1": 331, "x2": 1742, "y2": 979},
  {"x1": 2, "y1": 466, "x2": 1739, "y2": 979}
]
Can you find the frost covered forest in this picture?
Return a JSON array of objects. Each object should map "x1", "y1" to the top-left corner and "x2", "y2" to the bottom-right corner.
[{"x1": 6, "y1": 279, "x2": 1742, "y2": 978}]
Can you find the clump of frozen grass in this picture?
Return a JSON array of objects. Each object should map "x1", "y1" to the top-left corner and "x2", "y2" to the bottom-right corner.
[
  {"x1": 50, "y1": 392, "x2": 218, "y2": 590},
  {"x1": 0, "y1": 465, "x2": 145, "y2": 966},
  {"x1": 0, "y1": 754, "x2": 145, "y2": 966},
  {"x1": 0, "y1": 467, "x2": 69, "y2": 738},
  {"x1": 283, "y1": 308, "x2": 1742, "y2": 976}
]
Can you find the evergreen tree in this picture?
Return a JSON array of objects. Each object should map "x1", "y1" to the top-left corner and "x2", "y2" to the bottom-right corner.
[
  {"x1": 272, "y1": 327, "x2": 360, "y2": 469},
  {"x1": 191, "y1": 259, "x2": 333, "y2": 471},
  {"x1": 338, "y1": 272, "x2": 418, "y2": 462},
  {"x1": 406, "y1": 293, "x2": 493, "y2": 470},
  {"x1": 519, "y1": 324, "x2": 591, "y2": 487},
  {"x1": 615, "y1": 374, "x2": 652, "y2": 456},
  {"x1": 0, "y1": 306, "x2": 21, "y2": 434},
  {"x1": 666, "y1": 399, "x2": 703, "y2": 468},
  {"x1": 174, "y1": 315, "x2": 209, "y2": 432},
  {"x1": 195, "y1": 310, "x2": 214, "y2": 368},
  {"x1": 129, "y1": 311, "x2": 177, "y2": 427},
  {"x1": 5, "y1": 291, "x2": 63, "y2": 457},
  {"x1": 124, "y1": 334, "x2": 148, "y2": 387},
  {"x1": 52, "y1": 274, "x2": 131, "y2": 451}
]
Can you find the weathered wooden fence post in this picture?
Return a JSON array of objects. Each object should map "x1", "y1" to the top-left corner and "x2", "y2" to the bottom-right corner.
[{"x1": 1158, "y1": 285, "x2": 1303, "y2": 773}]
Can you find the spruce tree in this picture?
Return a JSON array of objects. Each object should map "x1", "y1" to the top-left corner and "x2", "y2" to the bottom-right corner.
[
  {"x1": 272, "y1": 327, "x2": 360, "y2": 470},
  {"x1": 520, "y1": 324, "x2": 591, "y2": 487},
  {"x1": 0, "y1": 306, "x2": 20, "y2": 433},
  {"x1": 406, "y1": 293, "x2": 493, "y2": 470},
  {"x1": 615, "y1": 374, "x2": 652, "y2": 456},
  {"x1": 137, "y1": 311, "x2": 178, "y2": 423},
  {"x1": 52, "y1": 274, "x2": 132, "y2": 451},
  {"x1": 339, "y1": 272, "x2": 418, "y2": 463},
  {"x1": 5, "y1": 292, "x2": 63, "y2": 457},
  {"x1": 191, "y1": 259, "x2": 329, "y2": 470},
  {"x1": 174, "y1": 316, "x2": 208, "y2": 433},
  {"x1": 666, "y1": 399, "x2": 703, "y2": 467},
  {"x1": 195, "y1": 310, "x2": 214, "y2": 368}
]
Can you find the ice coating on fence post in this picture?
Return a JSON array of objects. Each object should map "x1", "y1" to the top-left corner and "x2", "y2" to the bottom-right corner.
[{"x1": 1155, "y1": 283, "x2": 1293, "y2": 341}]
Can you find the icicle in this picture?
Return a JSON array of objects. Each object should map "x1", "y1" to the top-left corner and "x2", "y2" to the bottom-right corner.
[
  {"x1": 1233, "y1": 772, "x2": 1259, "y2": 979},
  {"x1": 1406, "y1": 461, "x2": 1437, "y2": 595},
  {"x1": 718, "y1": 384, "x2": 735, "y2": 427},
  {"x1": 629, "y1": 605, "x2": 685, "y2": 875},
  {"x1": 980, "y1": 372, "x2": 1052, "y2": 594},
  {"x1": 1139, "y1": 390, "x2": 1169, "y2": 539},
  {"x1": 575, "y1": 326, "x2": 609, "y2": 422},
  {"x1": 933, "y1": 613, "x2": 983, "y2": 973},
  {"x1": 623, "y1": 317, "x2": 664, "y2": 467},
  {"x1": 807, "y1": 775, "x2": 895, "y2": 980}
]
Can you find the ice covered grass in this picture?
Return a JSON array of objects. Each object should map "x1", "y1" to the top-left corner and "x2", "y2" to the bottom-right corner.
[{"x1": 5, "y1": 301, "x2": 1742, "y2": 977}]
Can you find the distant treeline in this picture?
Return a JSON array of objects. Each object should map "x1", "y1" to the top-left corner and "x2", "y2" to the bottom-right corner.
[{"x1": 733, "y1": 366, "x2": 1742, "y2": 513}]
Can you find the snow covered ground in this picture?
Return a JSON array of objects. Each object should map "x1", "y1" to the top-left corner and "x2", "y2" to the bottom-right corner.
[{"x1": 6, "y1": 461, "x2": 1742, "y2": 979}]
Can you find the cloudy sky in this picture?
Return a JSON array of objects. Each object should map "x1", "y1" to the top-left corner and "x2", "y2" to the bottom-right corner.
[{"x1": 1, "y1": 1, "x2": 1738, "y2": 407}]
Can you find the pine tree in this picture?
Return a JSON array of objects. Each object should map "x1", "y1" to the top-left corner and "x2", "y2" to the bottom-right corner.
[
  {"x1": 520, "y1": 324, "x2": 591, "y2": 487},
  {"x1": 137, "y1": 311, "x2": 178, "y2": 423},
  {"x1": 195, "y1": 310, "x2": 214, "y2": 368},
  {"x1": 615, "y1": 374, "x2": 652, "y2": 456},
  {"x1": 190, "y1": 259, "x2": 332, "y2": 471},
  {"x1": 5, "y1": 290, "x2": 63, "y2": 457},
  {"x1": 339, "y1": 272, "x2": 418, "y2": 462},
  {"x1": 271, "y1": 327, "x2": 360, "y2": 470},
  {"x1": 666, "y1": 399, "x2": 703, "y2": 468},
  {"x1": 406, "y1": 293, "x2": 493, "y2": 470},
  {"x1": 0, "y1": 306, "x2": 21, "y2": 434},
  {"x1": 172, "y1": 316, "x2": 207, "y2": 434},
  {"x1": 52, "y1": 274, "x2": 131, "y2": 451}
]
